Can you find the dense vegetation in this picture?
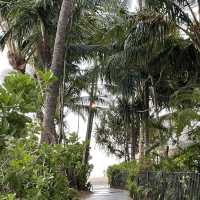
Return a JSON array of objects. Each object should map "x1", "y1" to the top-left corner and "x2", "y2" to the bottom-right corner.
[
  {"x1": 1, "y1": 0, "x2": 200, "y2": 199},
  {"x1": 0, "y1": 73, "x2": 92, "y2": 199},
  {"x1": 0, "y1": 136, "x2": 90, "y2": 199}
]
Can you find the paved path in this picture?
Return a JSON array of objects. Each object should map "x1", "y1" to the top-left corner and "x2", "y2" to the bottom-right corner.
[{"x1": 81, "y1": 178, "x2": 131, "y2": 200}]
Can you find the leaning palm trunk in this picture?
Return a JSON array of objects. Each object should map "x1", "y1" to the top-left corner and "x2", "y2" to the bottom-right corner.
[
  {"x1": 82, "y1": 103, "x2": 95, "y2": 165},
  {"x1": 82, "y1": 80, "x2": 96, "y2": 164},
  {"x1": 41, "y1": 0, "x2": 72, "y2": 144},
  {"x1": 139, "y1": 119, "x2": 145, "y2": 160},
  {"x1": 143, "y1": 81, "x2": 150, "y2": 154},
  {"x1": 130, "y1": 118, "x2": 139, "y2": 160},
  {"x1": 125, "y1": 131, "x2": 130, "y2": 161},
  {"x1": 130, "y1": 126, "x2": 136, "y2": 160}
]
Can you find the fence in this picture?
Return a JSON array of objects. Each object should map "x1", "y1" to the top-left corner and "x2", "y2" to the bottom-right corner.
[{"x1": 134, "y1": 172, "x2": 200, "y2": 200}]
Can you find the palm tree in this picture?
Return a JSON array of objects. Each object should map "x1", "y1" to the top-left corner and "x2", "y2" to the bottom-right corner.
[
  {"x1": 95, "y1": 99, "x2": 131, "y2": 161},
  {"x1": 81, "y1": 64, "x2": 108, "y2": 164},
  {"x1": 0, "y1": 0, "x2": 61, "y2": 70},
  {"x1": 41, "y1": 0, "x2": 72, "y2": 144},
  {"x1": 145, "y1": 0, "x2": 200, "y2": 51},
  {"x1": 82, "y1": 79, "x2": 97, "y2": 165},
  {"x1": 94, "y1": 0, "x2": 200, "y2": 160},
  {"x1": 0, "y1": 0, "x2": 112, "y2": 144}
]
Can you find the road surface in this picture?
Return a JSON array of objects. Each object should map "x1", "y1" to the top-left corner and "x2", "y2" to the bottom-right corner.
[{"x1": 80, "y1": 177, "x2": 131, "y2": 200}]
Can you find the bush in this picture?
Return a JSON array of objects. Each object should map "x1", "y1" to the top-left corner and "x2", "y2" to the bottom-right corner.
[
  {"x1": 107, "y1": 161, "x2": 138, "y2": 189},
  {"x1": 107, "y1": 156, "x2": 200, "y2": 200},
  {"x1": 107, "y1": 159, "x2": 155, "y2": 198},
  {"x1": 0, "y1": 73, "x2": 42, "y2": 152},
  {"x1": 0, "y1": 135, "x2": 92, "y2": 199}
]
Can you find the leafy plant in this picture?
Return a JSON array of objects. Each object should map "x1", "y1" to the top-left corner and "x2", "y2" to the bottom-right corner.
[
  {"x1": 107, "y1": 161, "x2": 139, "y2": 189},
  {"x1": 0, "y1": 73, "x2": 42, "y2": 150},
  {"x1": 0, "y1": 134, "x2": 92, "y2": 199}
]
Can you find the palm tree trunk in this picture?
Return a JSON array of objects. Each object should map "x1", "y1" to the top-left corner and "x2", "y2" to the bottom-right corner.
[
  {"x1": 124, "y1": 131, "x2": 130, "y2": 162},
  {"x1": 143, "y1": 81, "x2": 150, "y2": 155},
  {"x1": 39, "y1": 21, "x2": 52, "y2": 70},
  {"x1": 82, "y1": 80, "x2": 96, "y2": 164},
  {"x1": 150, "y1": 76, "x2": 159, "y2": 119},
  {"x1": 130, "y1": 116, "x2": 140, "y2": 160},
  {"x1": 139, "y1": 116, "x2": 145, "y2": 160},
  {"x1": 138, "y1": 0, "x2": 143, "y2": 10},
  {"x1": 41, "y1": 0, "x2": 72, "y2": 144},
  {"x1": 136, "y1": 113, "x2": 140, "y2": 154},
  {"x1": 130, "y1": 123, "x2": 136, "y2": 160},
  {"x1": 130, "y1": 96, "x2": 137, "y2": 160},
  {"x1": 82, "y1": 103, "x2": 95, "y2": 165},
  {"x1": 125, "y1": 131, "x2": 130, "y2": 161},
  {"x1": 138, "y1": 81, "x2": 150, "y2": 158}
]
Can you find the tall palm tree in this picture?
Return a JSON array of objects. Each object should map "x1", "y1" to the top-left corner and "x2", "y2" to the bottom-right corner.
[
  {"x1": 94, "y1": 0, "x2": 200, "y2": 159},
  {"x1": 41, "y1": 0, "x2": 72, "y2": 144},
  {"x1": 82, "y1": 79, "x2": 97, "y2": 165},
  {"x1": 81, "y1": 64, "x2": 107, "y2": 164}
]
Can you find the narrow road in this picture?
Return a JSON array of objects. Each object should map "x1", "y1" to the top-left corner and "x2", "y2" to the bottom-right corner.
[{"x1": 81, "y1": 178, "x2": 131, "y2": 200}]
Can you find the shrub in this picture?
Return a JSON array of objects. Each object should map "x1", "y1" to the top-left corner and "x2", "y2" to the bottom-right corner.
[
  {"x1": 107, "y1": 161, "x2": 138, "y2": 189},
  {"x1": 0, "y1": 135, "x2": 92, "y2": 199},
  {"x1": 107, "y1": 159, "x2": 154, "y2": 198},
  {"x1": 0, "y1": 73, "x2": 42, "y2": 152}
]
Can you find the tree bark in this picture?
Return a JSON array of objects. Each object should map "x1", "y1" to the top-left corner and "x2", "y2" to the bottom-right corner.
[
  {"x1": 139, "y1": 117, "x2": 145, "y2": 160},
  {"x1": 150, "y1": 76, "x2": 159, "y2": 119},
  {"x1": 136, "y1": 113, "x2": 140, "y2": 153},
  {"x1": 41, "y1": 0, "x2": 72, "y2": 144},
  {"x1": 130, "y1": 123, "x2": 136, "y2": 160},
  {"x1": 144, "y1": 81, "x2": 150, "y2": 155},
  {"x1": 82, "y1": 80, "x2": 96, "y2": 165},
  {"x1": 82, "y1": 103, "x2": 95, "y2": 165},
  {"x1": 130, "y1": 116, "x2": 140, "y2": 160},
  {"x1": 138, "y1": 0, "x2": 143, "y2": 10},
  {"x1": 130, "y1": 96, "x2": 137, "y2": 160},
  {"x1": 125, "y1": 131, "x2": 130, "y2": 161}
]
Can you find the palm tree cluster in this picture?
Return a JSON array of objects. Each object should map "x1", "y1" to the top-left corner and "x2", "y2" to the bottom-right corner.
[
  {"x1": 95, "y1": 0, "x2": 200, "y2": 161},
  {"x1": 1, "y1": 0, "x2": 200, "y2": 165}
]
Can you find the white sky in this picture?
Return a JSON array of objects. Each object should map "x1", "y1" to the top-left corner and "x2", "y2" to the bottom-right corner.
[
  {"x1": 0, "y1": 1, "x2": 136, "y2": 178},
  {"x1": 129, "y1": 0, "x2": 138, "y2": 11},
  {"x1": 0, "y1": 49, "x2": 13, "y2": 83}
]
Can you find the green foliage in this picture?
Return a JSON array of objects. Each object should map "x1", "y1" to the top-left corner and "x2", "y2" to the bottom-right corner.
[
  {"x1": 170, "y1": 87, "x2": 200, "y2": 136},
  {"x1": 129, "y1": 171, "x2": 200, "y2": 200},
  {"x1": 2, "y1": 0, "x2": 200, "y2": 199},
  {"x1": 107, "y1": 161, "x2": 153, "y2": 199},
  {"x1": 156, "y1": 144, "x2": 200, "y2": 172},
  {"x1": 107, "y1": 159, "x2": 160, "y2": 198},
  {"x1": 0, "y1": 72, "x2": 92, "y2": 198},
  {"x1": 107, "y1": 161, "x2": 139, "y2": 189},
  {"x1": 0, "y1": 72, "x2": 41, "y2": 113},
  {"x1": 0, "y1": 73, "x2": 41, "y2": 151},
  {"x1": 0, "y1": 134, "x2": 92, "y2": 199},
  {"x1": 37, "y1": 69, "x2": 57, "y2": 92},
  {"x1": 0, "y1": 193, "x2": 16, "y2": 200}
]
